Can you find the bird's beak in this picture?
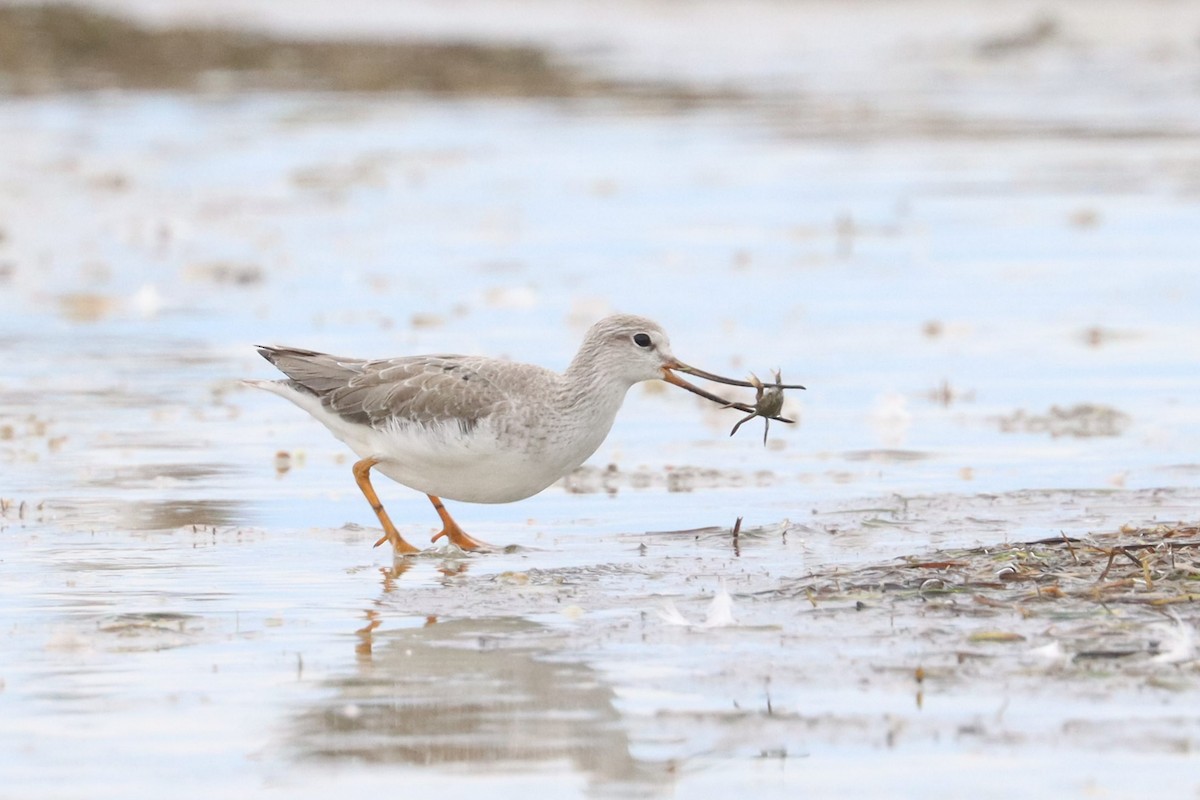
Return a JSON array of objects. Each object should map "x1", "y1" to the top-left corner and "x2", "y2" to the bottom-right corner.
[
  {"x1": 660, "y1": 359, "x2": 805, "y2": 411},
  {"x1": 667, "y1": 361, "x2": 806, "y2": 391},
  {"x1": 660, "y1": 364, "x2": 741, "y2": 406}
]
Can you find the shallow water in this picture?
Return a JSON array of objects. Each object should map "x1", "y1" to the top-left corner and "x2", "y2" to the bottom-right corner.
[{"x1": 3, "y1": 3, "x2": 1200, "y2": 797}]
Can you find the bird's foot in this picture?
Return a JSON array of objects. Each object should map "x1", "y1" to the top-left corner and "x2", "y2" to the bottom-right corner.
[
  {"x1": 430, "y1": 521, "x2": 493, "y2": 551},
  {"x1": 372, "y1": 525, "x2": 421, "y2": 554}
]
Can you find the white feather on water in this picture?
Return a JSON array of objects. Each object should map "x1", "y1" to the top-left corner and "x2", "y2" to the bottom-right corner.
[{"x1": 657, "y1": 584, "x2": 736, "y2": 629}]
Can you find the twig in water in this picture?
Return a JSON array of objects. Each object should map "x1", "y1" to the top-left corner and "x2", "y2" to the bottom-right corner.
[{"x1": 1060, "y1": 530, "x2": 1079, "y2": 564}]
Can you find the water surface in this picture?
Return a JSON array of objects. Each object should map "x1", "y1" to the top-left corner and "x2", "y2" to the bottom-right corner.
[{"x1": 3, "y1": 4, "x2": 1200, "y2": 797}]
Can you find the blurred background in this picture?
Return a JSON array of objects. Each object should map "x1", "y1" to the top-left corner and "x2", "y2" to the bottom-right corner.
[
  {"x1": 2, "y1": 2, "x2": 1200, "y2": 797},
  {"x1": 2, "y1": 0, "x2": 1198, "y2": 530}
]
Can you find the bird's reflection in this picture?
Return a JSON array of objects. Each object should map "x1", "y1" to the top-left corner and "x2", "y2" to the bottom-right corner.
[
  {"x1": 376, "y1": 559, "x2": 469, "y2": 595},
  {"x1": 354, "y1": 611, "x2": 383, "y2": 660},
  {"x1": 292, "y1": 608, "x2": 670, "y2": 796},
  {"x1": 376, "y1": 561, "x2": 416, "y2": 594}
]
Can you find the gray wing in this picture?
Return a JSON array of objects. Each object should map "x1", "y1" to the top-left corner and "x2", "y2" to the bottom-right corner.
[{"x1": 257, "y1": 346, "x2": 514, "y2": 430}]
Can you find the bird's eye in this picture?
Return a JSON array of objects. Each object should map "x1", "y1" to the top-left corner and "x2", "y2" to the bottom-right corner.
[{"x1": 633, "y1": 333, "x2": 653, "y2": 348}]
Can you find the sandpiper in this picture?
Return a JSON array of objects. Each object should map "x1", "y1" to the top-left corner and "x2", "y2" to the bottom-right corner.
[{"x1": 251, "y1": 314, "x2": 802, "y2": 554}]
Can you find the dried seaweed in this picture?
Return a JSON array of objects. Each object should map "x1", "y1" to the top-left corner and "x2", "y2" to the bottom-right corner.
[{"x1": 770, "y1": 523, "x2": 1200, "y2": 662}]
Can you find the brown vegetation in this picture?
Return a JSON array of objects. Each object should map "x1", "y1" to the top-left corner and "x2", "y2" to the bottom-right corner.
[{"x1": 0, "y1": 4, "x2": 583, "y2": 95}]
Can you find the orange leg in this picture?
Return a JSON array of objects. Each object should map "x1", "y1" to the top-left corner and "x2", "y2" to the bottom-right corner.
[
  {"x1": 353, "y1": 458, "x2": 420, "y2": 555},
  {"x1": 427, "y1": 495, "x2": 492, "y2": 550}
]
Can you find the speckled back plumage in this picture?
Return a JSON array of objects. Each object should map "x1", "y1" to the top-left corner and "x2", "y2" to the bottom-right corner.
[{"x1": 257, "y1": 346, "x2": 554, "y2": 433}]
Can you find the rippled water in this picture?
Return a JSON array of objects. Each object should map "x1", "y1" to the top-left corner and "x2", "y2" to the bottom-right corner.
[{"x1": 3, "y1": 5, "x2": 1200, "y2": 796}]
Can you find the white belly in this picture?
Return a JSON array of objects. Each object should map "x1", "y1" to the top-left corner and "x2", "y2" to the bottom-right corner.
[{"x1": 257, "y1": 381, "x2": 612, "y2": 503}]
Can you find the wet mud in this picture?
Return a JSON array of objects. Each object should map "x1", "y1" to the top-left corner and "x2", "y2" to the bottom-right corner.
[{"x1": 2, "y1": 2, "x2": 1200, "y2": 797}]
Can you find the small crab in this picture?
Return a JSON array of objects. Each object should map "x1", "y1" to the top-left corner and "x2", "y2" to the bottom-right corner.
[
  {"x1": 727, "y1": 370, "x2": 789, "y2": 445},
  {"x1": 659, "y1": 364, "x2": 803, "y2": 445}
]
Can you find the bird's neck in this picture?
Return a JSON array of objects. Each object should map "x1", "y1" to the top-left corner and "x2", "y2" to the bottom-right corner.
[{"x1": 561, "y1": 353, "x2": 634, "y2": 423}]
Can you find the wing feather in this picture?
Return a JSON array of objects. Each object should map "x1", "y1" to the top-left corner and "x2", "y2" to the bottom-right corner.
[{"x1": 258, "y1": 346, "x2": 532, "y2": 431}]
